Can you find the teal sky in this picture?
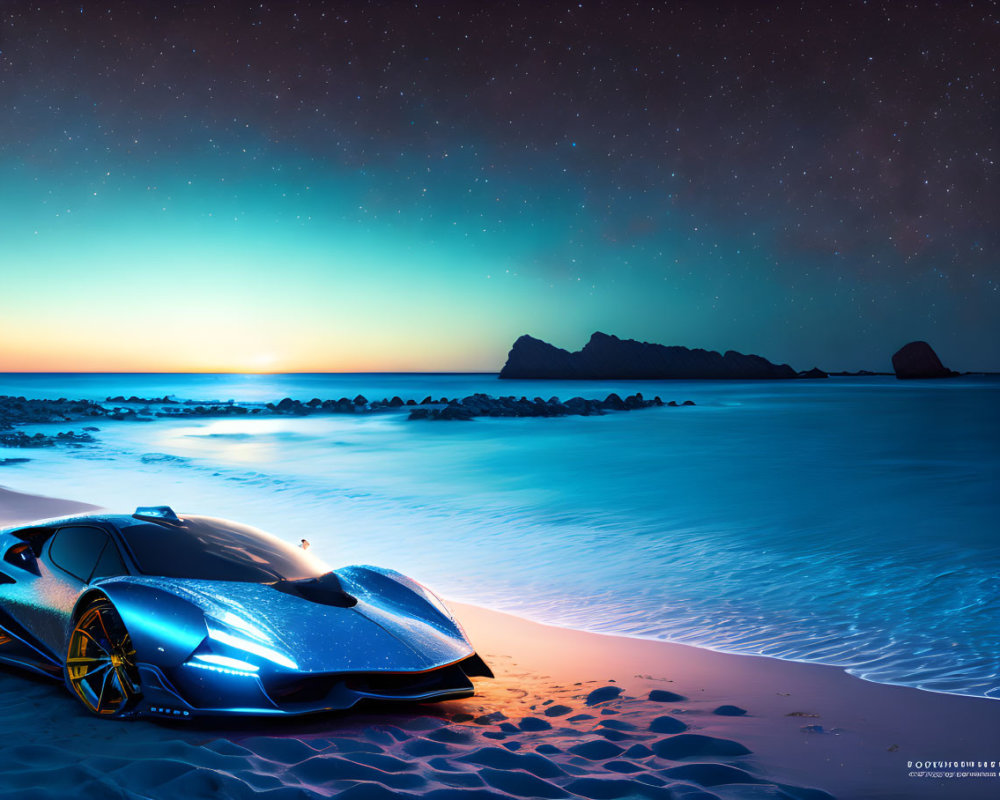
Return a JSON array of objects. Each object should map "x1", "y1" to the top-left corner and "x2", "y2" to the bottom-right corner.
[{"x1": 1, "y1": 3, "x2": 996, "y2": 372}]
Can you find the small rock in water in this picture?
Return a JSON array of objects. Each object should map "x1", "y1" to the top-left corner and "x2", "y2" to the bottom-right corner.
[{"x1": 713, "y1": 704, "x2": 747, "y2": 716}]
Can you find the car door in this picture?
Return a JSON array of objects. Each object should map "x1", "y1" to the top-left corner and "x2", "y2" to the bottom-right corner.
[{"x1": 3, "y1": 525, "x2": 126, "y2": 659}]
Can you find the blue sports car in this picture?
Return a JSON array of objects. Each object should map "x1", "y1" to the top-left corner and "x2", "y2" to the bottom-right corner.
[{"x1": 0, "y1": 507, "x2": 492, "y2": 719}]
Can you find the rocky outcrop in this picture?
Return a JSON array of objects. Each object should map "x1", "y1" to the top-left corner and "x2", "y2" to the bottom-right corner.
[
  {"x1": 0, "y1": 388, "x2": 693, "y2": 443},
  {"x1": 0, "y1": 430, "x2": 95, "y2": 448},
  {"x1": 891, "y1": 341, "x2": 957, "y2": 379},
  {"x1": 0, "y1": 396, "x2": 109, "y2": 427},
  {"x1": 499, "y1": 332, "x2": 797, "y2": 379},
  {"x1": 797, "y1": 367, "x2": 829, "y2": 379},
  {"x1": 407, "y1": 392, "x2": 691, "y2": 421},
  {"x1": 107, "y1": 395, "x2": 178, "y2": 404}
]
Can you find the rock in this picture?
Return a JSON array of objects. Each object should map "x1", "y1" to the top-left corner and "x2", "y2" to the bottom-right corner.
[
  {"x1": 797, "y1": 367, "x2": 828, "y2": 379},
  {"x1": 0, "y1": 430, "x2": 94, "y2": 448},
  {"x1": 891, "y1": 341, "x2": 957, "y2": 379},
  {"x1": 499, "y1": 332, "x2": 798, "y2": 379},
  {"x1": 405, "y1": 392, "x2": 661, "y2": 422},
  {"x1": 437, "y1": 405, "x2": 474, "y2": 421},
  {"x1": 497, "y1": 335, "x2": 580, "y2": 378},
  {"x1": 602, "y1": 393, "x2": 626, "y2": 410}
]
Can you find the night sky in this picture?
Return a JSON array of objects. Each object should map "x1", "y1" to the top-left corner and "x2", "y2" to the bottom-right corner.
[{"x1": 1, "y1": 1, "x2": 996, "y2": 372}]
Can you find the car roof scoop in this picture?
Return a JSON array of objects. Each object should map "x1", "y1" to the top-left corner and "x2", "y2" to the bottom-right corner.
[{"x1": 133, "y1": 506, "x2": 181, "y2": 523}]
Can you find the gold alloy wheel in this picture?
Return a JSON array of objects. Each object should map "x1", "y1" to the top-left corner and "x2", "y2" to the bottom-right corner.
[{"x1": 66, "y1": 600, "x2": 141, "y2": 716}]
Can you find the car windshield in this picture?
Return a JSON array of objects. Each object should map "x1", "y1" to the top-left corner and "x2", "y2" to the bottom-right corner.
[{"x1": 117, "y1": 515, "x2": 330, "y2": 583}]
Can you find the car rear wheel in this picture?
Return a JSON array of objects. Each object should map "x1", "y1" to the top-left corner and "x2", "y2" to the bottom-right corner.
[{"x1": 65, "y1": 597, "x2": 141, "y2": 717}]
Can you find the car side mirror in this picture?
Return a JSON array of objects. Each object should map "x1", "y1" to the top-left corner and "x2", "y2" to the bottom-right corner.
[{"x1": 3, "y1": 542, "x2": 40, "y2": 576}]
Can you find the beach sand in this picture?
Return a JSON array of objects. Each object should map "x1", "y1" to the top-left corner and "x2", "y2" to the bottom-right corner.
[{"x1": 1, "y1": 487, "x2": 997, "y2": 800}]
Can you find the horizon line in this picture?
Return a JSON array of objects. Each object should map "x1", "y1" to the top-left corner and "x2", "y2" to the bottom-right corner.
[{"x1": 0, "y1": 370, "x2": 504, "y2": 376}]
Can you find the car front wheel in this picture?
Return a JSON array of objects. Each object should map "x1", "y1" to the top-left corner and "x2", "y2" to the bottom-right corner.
[{"x1": 65, "y1": 597, "x2": 141, "y2": 718}]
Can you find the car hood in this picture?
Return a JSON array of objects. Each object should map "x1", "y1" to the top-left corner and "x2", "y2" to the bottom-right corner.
[{"x1": 102, "y1": 571, "x2": 474, "y2": 674}]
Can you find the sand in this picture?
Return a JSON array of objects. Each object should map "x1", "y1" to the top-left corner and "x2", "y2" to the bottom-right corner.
[{"x1": 1, "y1": 487, "x2": 997, "y2": 800}]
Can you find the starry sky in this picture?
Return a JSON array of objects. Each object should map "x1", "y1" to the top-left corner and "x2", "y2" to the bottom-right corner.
[{"x1": 0, "y1": 1, "x2": 997, "y2": 372}]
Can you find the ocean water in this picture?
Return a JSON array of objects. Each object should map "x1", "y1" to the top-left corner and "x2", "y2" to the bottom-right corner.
[{"x1": 1, "y1": 373, "x2": 998, "y2": 699}]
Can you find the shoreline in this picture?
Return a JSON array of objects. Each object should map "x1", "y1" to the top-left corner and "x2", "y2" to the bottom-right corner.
[
  {"x1": 445, "y1": 593, "x2": 1000, "y2": 704},
  {"x1": 1, "y1": 487, "x2": 998, "y2": 799},
  {"x1": 452, "y1": 601, "x2": 1000, "y2": 799}
]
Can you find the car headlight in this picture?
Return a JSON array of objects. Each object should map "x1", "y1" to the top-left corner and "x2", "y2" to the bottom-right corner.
[
  {"x1": 211, "y1": 610, "x2": 273, "y2": 643},
  {"x1": 204, "y1": 616, "x2": 298, "y2": 670},
  {"x1": 189, "y1": 654, "x2": 260, "y2": 675}
]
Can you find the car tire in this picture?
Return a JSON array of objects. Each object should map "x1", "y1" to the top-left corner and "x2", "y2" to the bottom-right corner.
[{"x1": 65, "y1": 596, "x2": 142, "y2": 718}]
